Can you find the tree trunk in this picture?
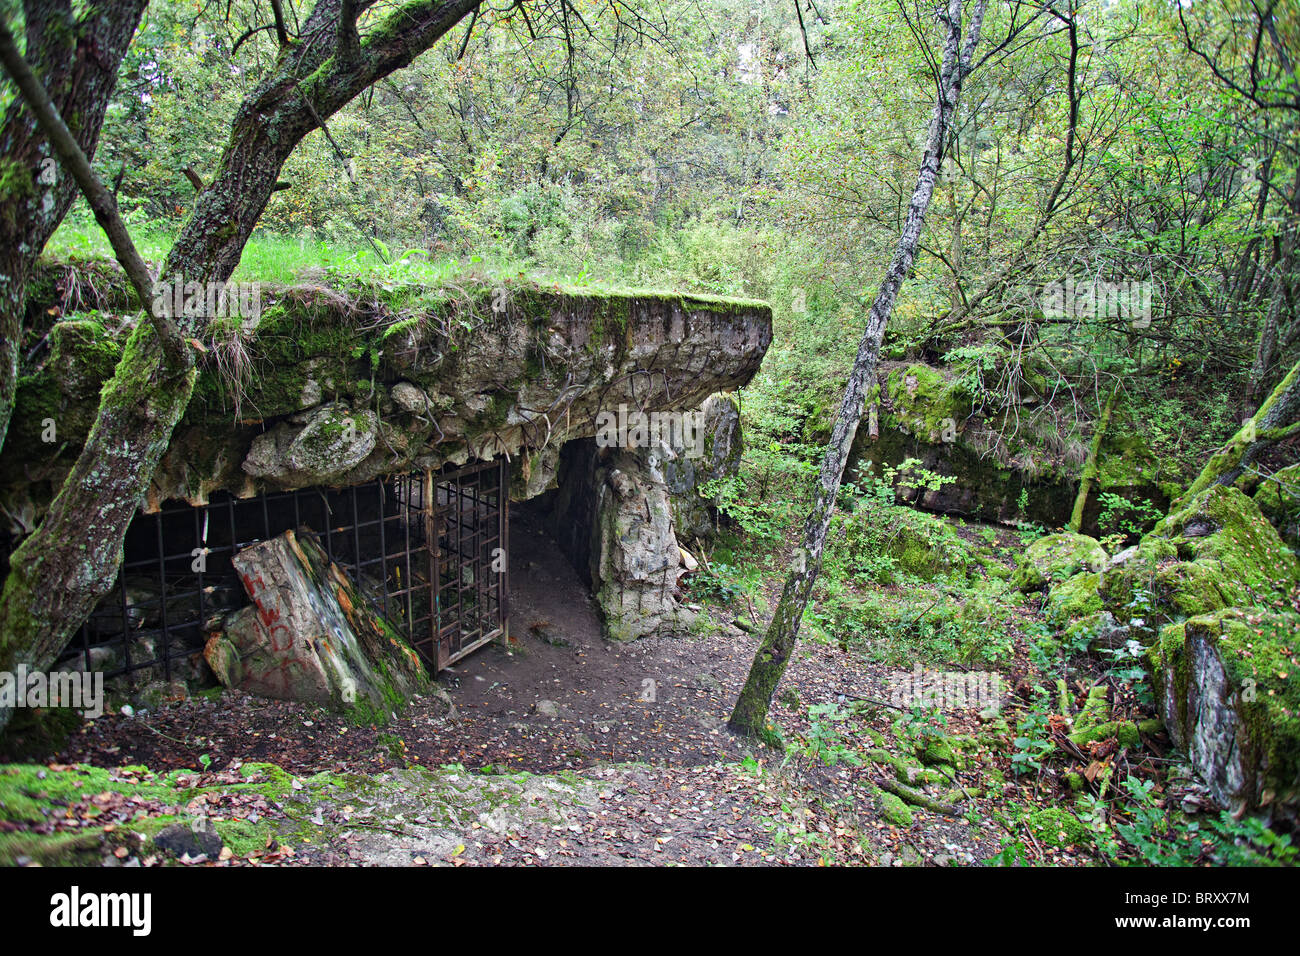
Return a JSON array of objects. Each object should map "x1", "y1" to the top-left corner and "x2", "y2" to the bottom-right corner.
[
  {"x1": 1180, "y1": 358, "x2": 1300, "y2": 503},
  {"x1": 728, "y1": 0, "x2": 987, "y2": 738},
  {"x1": 0, "y1": 326, "x2": 195, "y2": 679},
  {"x1": 1246, "y1": 229, "x2": 1295, "y2": 413},
  {"x1": 0, "y1": 0, "x2": 148, "y2": 452},
  {"x1": 0, "y1": 0, "x2": 481, "y2": 730},
  {"x1": 1246, "y1": 164, "x2": 1300, "y2": 412},
  {"x1": 1068, "y1": 383, "x2": 1118, "y2": 533},
  {"x1": 920, "y1": 1, "x2": 1080, "y2": 349},
  {"x1": 0, "y1": 17, "x2": 186, "y2": 364}
]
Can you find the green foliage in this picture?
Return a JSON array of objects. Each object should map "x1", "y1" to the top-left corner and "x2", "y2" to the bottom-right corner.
[
  {"x1": 798, "y1": 703, "x2": 864, "y2": 768},
  {"x1": 1097, "y1": 491, "x2": 1164, "y2": 548},
  {"x1": 1088, "y1": 776, "x2": 1299, "y2": 867},
  {"x1": 701, "y1": 471, "x2": 799, "y2": 543},
  {"x1": 985, "y1": 838, "x2": 1031, "y2": 866},
  {"x1": 1010, "y1": 704, "x2": 1055, "y2": 777},
  {"x1": 827, "y1": 477, "x2": 970, "y2": 586},
  {"x1": 691, "y1": 560, "x2": 748, "y2": 605},
  {"x1": 897, "y1": 704, "x2": 949, "y2": 756}
]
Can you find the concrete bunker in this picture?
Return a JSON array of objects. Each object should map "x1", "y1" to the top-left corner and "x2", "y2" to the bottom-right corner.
[{"x1": 2, "y1": 266, "x2": 771, "y2": 707}]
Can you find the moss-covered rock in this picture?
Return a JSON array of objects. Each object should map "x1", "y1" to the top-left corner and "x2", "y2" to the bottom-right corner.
[
  {"x1": 1024, "y1": 807, "x2": 1090, "y2": 848},
  {"x1": 916, "y1": 735, "x2": 957, "y2": 767},
  {"x1": 3, "y1": 317, "x2": 124, "y2": 489},
  {"x1": 242, "y1": 402, "x2": 379, "y2": 486},
  {"x1": 1074, "y1": 685, "x2": 1110, "y2": 734},
  {"x1": 1095, "y1": 486, "x2": 1298, "y2": 643},
  {"x1": 1045, "y1": 571, "x2": 1103, "y2": 629},
  {"x1": 1067, "y1": 719, "x2": 1153, "y2": 749},
  {"x1": 878, "y1": 790, "x2": 915, "y2": 827},
  {"x1": 1061, "y1": 610, "x2": 1130, "y2": 650},
  {"x1": 884, "y1": 363, "x2": 973, "y2": 444},
  {"x1": 1150, "y1": 607, "x2": 1300, "y2": 819},
  {"x1": 832, "y1": 499, "x2": 976, "y2": 584},
  {"x1": 1097, "y1": 429, "x2": 1162, "y2": 495},
  {"x1": 1159, "y1": 484, "x2": 1300, "y2": 600},
  {"x1": 1012, "y1": 532, "x2": 1107, "y2": 592},
  {"x1": 3, "y1": 267, "x2": 773, "y2": 525}
]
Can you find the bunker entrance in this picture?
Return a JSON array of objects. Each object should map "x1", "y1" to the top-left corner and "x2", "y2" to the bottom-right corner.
[{"x1": 56, "y1": 458, "x2": 509, "y2": 683}]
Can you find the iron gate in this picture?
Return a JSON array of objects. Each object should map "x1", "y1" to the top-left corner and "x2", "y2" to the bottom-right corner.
[
  {"x1": 394, "y1": 458, "x2": 510, "y2": 669},
  {"x1": 57, "y1": 458, "x2": 509, "y2": 681}
]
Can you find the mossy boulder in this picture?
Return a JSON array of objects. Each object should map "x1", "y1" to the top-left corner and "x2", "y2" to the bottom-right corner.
[
  {"x1": 1067, "y1": 719, "x2": 1157, "y2": 749},
  {"x1": 849, "y1": 359, "x2": 1079, "y2": 529},
  {"x1": 1061, "y1": 610, "x2": 1130, "y2": 650},
  {"x1": 1045, "y1": 571, "x2": 1103, "y2": 629},
  {"x1": 1024, "y1": 807, "x2": 1090, "y2": 848},
  {"x1": 1151, "y1": 608, "x2": 1300, "y2": 819},
  {"x1": 1159, "y1": 484, "x2": 1300, "y2": 599},
  {"x1": 1097, "y1": 429, "x2": 1162, "y2": 495},
  {"x1": 878, "y1": 790, "x2": 915, "y2": 827},
  {"x1": 1012, "y1": 532, "x2": 1107, "y2": 592},
  {"x1": 1095, "y1": 486, "x2": 1299, "y2": 642},
  {"x1": 243, "y1": 402, "x2": 380, "y2": 487},
  {"x1": 833, "y1": 500, "x2": 975, "y2": 584},
  {"x1": 3, "y1": 318, "x2": 125, "y2": 501},
  {"x1": 884, "y1": 364, "x2": 973, "y2": 444},
  {"x1": 916, "y1": 735, "x2": 957, "y2": 767}
]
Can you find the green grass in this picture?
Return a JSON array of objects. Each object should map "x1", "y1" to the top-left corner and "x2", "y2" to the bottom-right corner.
[
  {"x1": 43, "y1": 219, "x2": 774, "y2": 310},
  {"x1": 47, "y1": 217, "x2": 536, "y2": 286},
  {"x1": 46, "y1": 220, "x2": 382, "y2": 284},
  {"x1": 45, "y1": 219, "x2": 176, "y2": 264}
]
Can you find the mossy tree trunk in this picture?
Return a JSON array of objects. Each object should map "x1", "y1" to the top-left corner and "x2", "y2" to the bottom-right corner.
[
  {"x1": 0, "y1": 13, "x2": 196, "y2": 694},
  {"x1": 728, "y1": 0, "x2": 988, "y2": 738},
  {"x1": 0, "y1": 0, "x2": 148, "y2": 453},
  {"x1": 1179, "y1": 358, "x2": 1300, "y2": 505},
  {"x1": 1067, "y1": 383, "x2": 1117, "y2": 533},
  {"x1": 0, "y1": 0, "x2": 482, "y2": 730}
]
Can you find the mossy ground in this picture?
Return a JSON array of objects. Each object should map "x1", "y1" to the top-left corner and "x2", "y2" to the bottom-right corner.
[
  {"x1": 0, "y1": 760, "x2": 332, "y2": 866},
  {"x1": 1024, "y1": 807, "x2": 1091, "y2": 848}
]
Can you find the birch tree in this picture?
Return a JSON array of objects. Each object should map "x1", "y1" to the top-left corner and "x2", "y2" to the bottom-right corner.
[{"x1": 728, "y1": 0, "x2": 987, "y2": 737}]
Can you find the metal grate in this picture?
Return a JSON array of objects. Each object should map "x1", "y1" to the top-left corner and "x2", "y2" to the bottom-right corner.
[
  {"x1": 57, "y1": 459, "x2": 509, "y2": 683},
  {"x1": 427, "y1": 458, "x2": 510, "y2": 669}
]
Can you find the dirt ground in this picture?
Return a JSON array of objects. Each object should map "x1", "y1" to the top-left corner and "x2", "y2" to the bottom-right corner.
[{"x1": 22, "y1": 509, "x2": 1030, "y2": 866}]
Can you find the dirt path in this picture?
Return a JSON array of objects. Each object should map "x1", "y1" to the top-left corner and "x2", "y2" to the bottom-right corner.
[
  {"x1": 437, "y1": 505, "x2": 752, "y2": 770},
  {"x1": 26, "y1": 513, "x2": 1035, "y2": 866}
]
